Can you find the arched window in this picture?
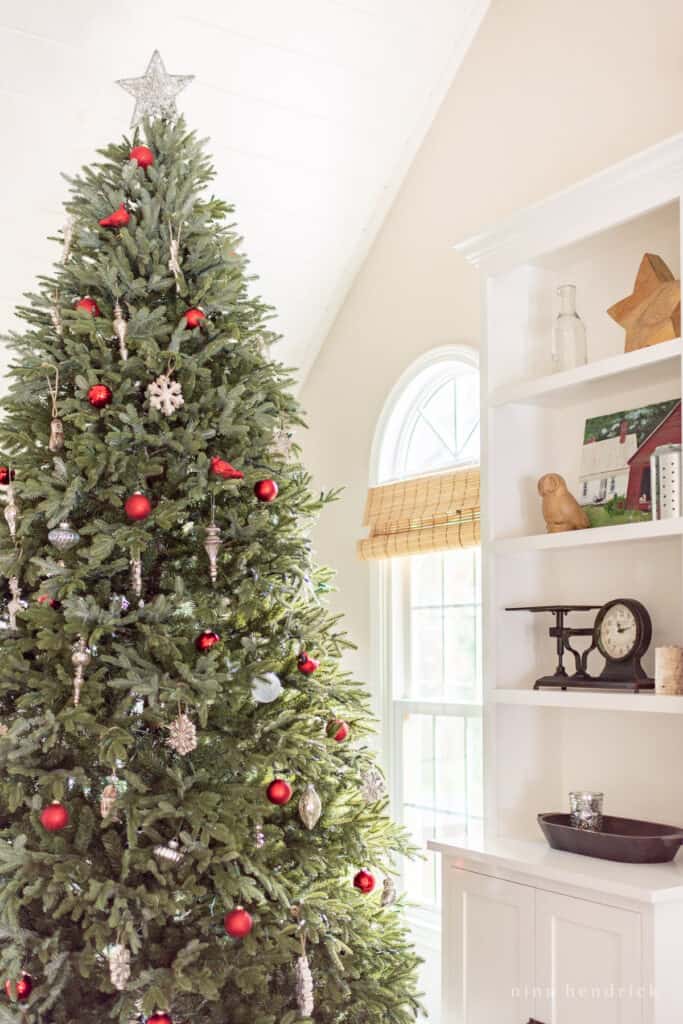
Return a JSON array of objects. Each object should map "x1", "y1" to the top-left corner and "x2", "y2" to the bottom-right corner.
[{"x1": 372, "y1": 347, "x2": 482, "y2": 908}]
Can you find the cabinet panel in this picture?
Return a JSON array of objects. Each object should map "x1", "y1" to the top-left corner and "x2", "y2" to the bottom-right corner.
[
  {"x1": 535, "y1": 890, "x2": 643, "y2": 1024},
  {"x1": 443, "y1": 868, "x2": 535, "y2": 1024}
]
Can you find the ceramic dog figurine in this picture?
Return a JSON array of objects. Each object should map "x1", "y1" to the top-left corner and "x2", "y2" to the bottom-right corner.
[{"x1": 537, "y1": 473, "x2": 590, "y2": 533}]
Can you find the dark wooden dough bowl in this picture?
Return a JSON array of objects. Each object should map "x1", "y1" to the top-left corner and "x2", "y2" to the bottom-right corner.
[{"x1": 538, "y1": 812, "x2": 683, "y2": 863}]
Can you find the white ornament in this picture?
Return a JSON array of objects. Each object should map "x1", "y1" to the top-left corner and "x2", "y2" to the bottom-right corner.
[
  {"x1": 271, "y1": 428, "x2": 294, "y2": 459},
  {"x1": 72, "y1": 636, "x2": 92, "y2": 706},
  {"x1": 7, "y1": 576, "x2": 21, "y2": 630},
  {"x1": 154, "y1": 839, "x2": 184, "y2": 863},
  {"x1": 113, "y1": 302, "x2": 129, "y2": 361},
  {"x1": 61, "y1": 215, "x2": 75, "y2": 264},
  {"x1": 381, "y1": 877, "x2": 397, "y2": 907},
  {"x1": 167, "y1": 712, "x2": 197, "y2": 755},
  {"x1": 147, "y1": 373, "x2": 184, "y2": 417},
  {"x1": 250, "y1": 672, "x2": 283, "y2": 704},
  {"x1": 360, "y1": 766, "x2": 386, "y2": 804},
  {"x1": 108, "y1": 943, "x2": 131, "y2": 991},
  {"x1": 0, "y1": 724, "x2": 8, "y2": 736},
  {"x1": 100, "y1": 780, "x2": 119, "y2": 820}
]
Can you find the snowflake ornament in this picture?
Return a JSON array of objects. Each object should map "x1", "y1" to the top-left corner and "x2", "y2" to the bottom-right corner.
[
  {"x1": 360, "y1": 765, "x2": 387, "y2": 804},
  {"x1": 147, "y1": 373, "x2": 184, "y2": 417},
  {"x1": 167, "y1": 712, "x2": 197, "y2": 755}
]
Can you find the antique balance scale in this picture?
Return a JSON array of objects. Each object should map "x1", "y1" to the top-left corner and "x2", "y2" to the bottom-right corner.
[{"x1": 507, "y1": 598, "x2": 654, "y2": 691}]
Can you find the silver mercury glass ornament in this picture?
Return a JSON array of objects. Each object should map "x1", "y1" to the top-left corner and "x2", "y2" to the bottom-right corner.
[
  {"x1": 113, "y1": 301, "x2": 128, "y2": 361},
  {"x1": 130, "y1": 557, "x2": 142, "y2": 601},
  {"x1": 100, "y1": 780, "x2": 119, "y2": 820},
  {"x1": 154, "y1": 838, "x2": 184, "y2": 863},
  {"x1": 203, "y1": 522, "x2": 221, "y2": 584},
  {"x1": 4, "y1": 485, "x2": 18, "y2": 541},
  {"x1": 71, "y1": 636, "x2": 92, "y2": 706},
  {"x1": 48, "y1": 521, "x2": 80, "y2": 552},
  {"x1": 49, "y1": 417, "x2": 65, "y2": 453},
  {"x1": 298, "y1": 783, "x2": 322, "y2": 830}
]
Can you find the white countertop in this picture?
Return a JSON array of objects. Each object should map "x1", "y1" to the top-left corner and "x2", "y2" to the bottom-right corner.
[{"x1": 428, "y1": 828, "x2": 683, "y2": 904}]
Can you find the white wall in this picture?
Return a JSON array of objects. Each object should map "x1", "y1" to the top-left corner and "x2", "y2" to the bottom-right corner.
[{"x1": 300, "y1": 0, "x2": 683, "y2": 688}]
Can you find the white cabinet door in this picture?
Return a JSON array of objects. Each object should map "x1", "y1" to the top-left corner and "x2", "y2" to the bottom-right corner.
[
  {"x1": 535, "y1": 890, "x2": 643, "y2": 1024},
  {"x1": 443, "y1": 867, "x2": 535, "y2": 1024}
]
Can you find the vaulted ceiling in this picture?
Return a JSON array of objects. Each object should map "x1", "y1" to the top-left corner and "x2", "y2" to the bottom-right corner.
[{"x1": 0, "y1": 0, "x2": 486, "y2": 379}]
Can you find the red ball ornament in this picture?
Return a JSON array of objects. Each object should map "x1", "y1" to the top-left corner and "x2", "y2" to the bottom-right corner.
[
  {"x1": 353, "y1": 869, "x2": 376, "y2": 894},
  {"x1": 87, "y1": 384, "x2": 113, "y2": 409},
  {"x1": 254, "y1": 479, "x2": 278, "y2": 502},
  {"x1": 37, "y1": 595, "x2": 61, "y2": 610},
  {"x1": 75, "y1": 296, "x2": 101, "y2": 317},
  {"x1": 99, "y1": 204, "x2": 130, "y2": 229},
  {"x1": 210, "y1": 457, "x2": 244, "y2": 480},
  {"x1": 5, "y1": 975, "x2": 32, "y2": 1002},
  {"x1": 147, "y1": 1015, "x2": 172, "y2": 1024},
  {"x1": 266, "y1": 778, "x2": 293, "y2": 805},
  {"x1": 183, "y1": 308, "x2": 206, "y2": 329},
  {"x1": 327, "y1": 719, "x2": 349, "y2": 743},
  {"x1": 0, "y1": 467, "x2": 15, "y2": 485},
  {"x1": 297, "y1": 652, "x2": 319, "y2": 676},
  {"x1": 195, "y1": 630, "x2": 220, "y2": 653},
  {"x1": 130, "y1": 145, "x2": 155, "y2": 169},
  {"x1": 224, "y1": 906, "x2": 253, "y2": 939},
  {"x1": 125, "y1": 492, "x2": 152, "y2": 521},
  {"x1": 40, "y1": 801, "x2": 69, "y2": 832}
]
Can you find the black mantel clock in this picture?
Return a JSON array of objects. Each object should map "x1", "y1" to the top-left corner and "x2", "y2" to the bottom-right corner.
[{"x1": 507, "y1": 599, "x2": 654, "y2": 692}]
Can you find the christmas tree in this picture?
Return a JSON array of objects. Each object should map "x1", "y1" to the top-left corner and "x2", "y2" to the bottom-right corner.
[{"x1": 0, "y1": 53, "x2": 421, "y2": 1024}]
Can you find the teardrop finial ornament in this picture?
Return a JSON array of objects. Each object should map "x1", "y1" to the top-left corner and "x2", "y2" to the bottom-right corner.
[
  {"x1": 7, "y1": 576, "x2": 21, "y2": 630},
  {"x1": 4, "y1": 485, "x2": 18, "y2": 540},
  {"x1": 298, "y1": 783, "x2": 322, "y2": 830},
  {"x1": 203, "y1": 523, "x2": 222, "y2": 584},
  {"x1": 113, "y1": 302, "x2": 128, "y2": 361}
]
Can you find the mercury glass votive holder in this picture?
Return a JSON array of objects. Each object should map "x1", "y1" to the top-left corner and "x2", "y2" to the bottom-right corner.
[{"x1": 569, "y1": 791, "x2": 604, "y2": 831}]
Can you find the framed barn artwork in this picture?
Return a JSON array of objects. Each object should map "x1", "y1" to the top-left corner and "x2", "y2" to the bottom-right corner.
[{"x1": 579, "y1": 399, "x2": 681, "y2": 527}]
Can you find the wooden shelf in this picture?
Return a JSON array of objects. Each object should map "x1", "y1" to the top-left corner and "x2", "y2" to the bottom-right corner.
[
  {"x1": 490, "y1": 337, "x2": 681, "y2": 409},
  {"x1": 493, "y1": 688, "x2": 683, "y2": 713},
  {"x1": 493, "y1": 516, "x2": 683, "y2": 555}
]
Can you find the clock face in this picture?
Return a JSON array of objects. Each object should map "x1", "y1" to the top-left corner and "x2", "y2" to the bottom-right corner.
[{"x1": 597, "y1": 602, "x2": 638, "y2": 661}]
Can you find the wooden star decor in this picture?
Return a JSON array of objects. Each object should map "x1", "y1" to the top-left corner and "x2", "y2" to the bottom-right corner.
[{"x1": 607, "y1": 253, "x2": 681, "y2": 352}]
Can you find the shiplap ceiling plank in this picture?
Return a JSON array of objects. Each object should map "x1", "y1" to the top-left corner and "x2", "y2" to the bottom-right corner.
[{"x1": 0, "y1": 0, "x2": 487, "y2": 379}]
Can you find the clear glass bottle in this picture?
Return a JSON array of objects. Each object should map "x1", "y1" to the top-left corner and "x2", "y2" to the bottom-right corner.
[{"x1": 552, "y1": 284, "x2": 587, "y2": 372}]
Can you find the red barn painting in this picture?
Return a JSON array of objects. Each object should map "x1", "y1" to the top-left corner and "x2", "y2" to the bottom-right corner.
[{"x1": 626, "y1": 401, "x2": 681, "y2": 510}]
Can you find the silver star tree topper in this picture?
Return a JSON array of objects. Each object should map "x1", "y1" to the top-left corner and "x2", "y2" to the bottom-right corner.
[{"x1": 117, "y1": 50, "x2": 194, "y2": 127}]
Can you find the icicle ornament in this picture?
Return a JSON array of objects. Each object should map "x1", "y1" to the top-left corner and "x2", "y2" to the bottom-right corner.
[
  {"x1": 4, "y1": 485, "x2": 18, "y2": 541},
  {"x1": 61, "y1": 215, "x2": 74, "y2": 264},
  {"x1": 168, "y1": 222, "x2": 182, "y2": 289},
  {"x1": 130, "y1": 557, "x2": 142, "y2": 601},
  {"x1": 45, "y1": 365, "x2": 64, "y2": 452},
  {"x1": 295, "y1": 953, "x2": 314, "y2": 1018},
  {"x1": 71, "y1": 636, "x2": 92, "y2": 706},
  {"x1": 50, "y1": 299, "x2": 63, "y2": 337},
  {"x1": 7, "y1": 576, "x2": 21, "y2": 630},
  {"x1": 108, "y1": 943, "x2": 131, "y2": 991},
  {"x1": 167, "y1": 712, "x2": 197, "y2": 756},
  {"x1": 298, "y1": 783, "x2": 322, "y2": 830},
  {"x1": 113, "y1": 301, "x2": 128, "y2": 361},
  {"x1": 204, "y1": 522, "x2": 221, "y2": 584}
]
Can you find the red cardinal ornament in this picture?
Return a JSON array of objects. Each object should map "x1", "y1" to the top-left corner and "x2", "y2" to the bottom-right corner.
[
  {"x1": 183, "y1": 308, "x2": 205, "y2": 329},
  {"x1": 40, "y1": 801, "x2": 69, "y2": 832},
  {"x1": 147, "y1": 1015, "x2": 172, "y2": 1024},
  {"x1": 75, "y1": 296, "x2": 101, "y2": 317},
  {"x1": 327, "y1": 719, "x2": 349, "y2": 742},
  {"x1": 130, "y1": 145, "x2": 154, "y2": 168},
  {"x1": 254, "y1": 479, "x2": 278, "y2": 502},
  {"x1": 297, "y1": 652, "x2": 319, "y2": 676},
  {"x1": 0, "y1": 467, "x2": 15, "y2": 485},
  {"x1": 210, "y1": 457, "x2": 244, "y2": 480},
  {"x1": 87, "y1": 384, "x2": 113, "y2": 409},
  {"x1": 99, "y1": 204, "x2": 130, "y2": 229},
  {"x1": 266, "y1": 778, "x2": 293, "y2": 805},
  {"x1": 125, "y1": 492, "x2": 152, "y2": 521},
  {"x1": 37, "y1": 595, "x2": 61, "y2": 610},
  {"x1": 224, "y1": 907, "x2": 253, "y2": 939},
  {"x1": 353, "y1": 869, "x2": 376, "y2": 894},
  {"x1": 195, "y1": 630, "x2": 220, "y2": 653},
  {"x1": 5, "y1": 975, "x2": 32, "y2": 1002}
]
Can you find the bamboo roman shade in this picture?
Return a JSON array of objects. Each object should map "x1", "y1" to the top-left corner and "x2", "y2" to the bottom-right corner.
[{"x1": 357, "y1": 466, "x2": 480, "y2": 561}]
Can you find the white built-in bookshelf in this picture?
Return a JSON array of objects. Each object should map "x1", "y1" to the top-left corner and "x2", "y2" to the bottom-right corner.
[{"x1": 458, "y1": 134, "x2": 683, "y2": 841}]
